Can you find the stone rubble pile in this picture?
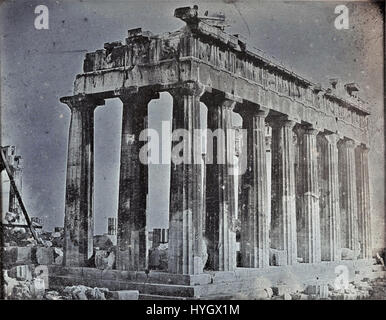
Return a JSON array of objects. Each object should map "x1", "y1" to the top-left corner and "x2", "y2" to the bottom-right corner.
[
  {"x1": 148, "y1": 243, "x2": 168, "y2": 271},
  {"x1": 367, "y1": 277, "x2": 386, "y2": 299},
  {"x1": 3, "y1": 267, "x2": 46, "y2": 300},
  {"x1": 4, "y1": 269, "x2": 140, "y2": 300},
  {"x1": 269, "y1": 277, "x2": 385, "y2": 300},
  {"x1": 2, "y1": 223, "x2": 65, "y2": 300},
  {"x1": 47, "y1": 286, "x2": 139, "y2": 300},
  {"x1": 229, "y1": 266, "x2": 385, "y2": 301}
]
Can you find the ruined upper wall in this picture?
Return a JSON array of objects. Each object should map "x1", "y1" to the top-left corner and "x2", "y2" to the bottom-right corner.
[{"x1": 74, "y1": 6, "x2": 369, "y2": 144}]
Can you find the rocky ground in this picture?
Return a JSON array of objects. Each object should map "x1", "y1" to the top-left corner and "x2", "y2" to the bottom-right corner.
[
  {"x1": 241, "y1": 277, "x2": 386, "y2": 300},
  {"x1": 6, "y1": 283, "x2": 138, "y2": 300},
  {"x1": 2, "y1": 211, "x2": 385, "y2": 300},
  {"x1": 3, "y1": 268, "x2": 385, "y2": 300},
  {"x1": 366, "y1": 278, "x2": 386, "y2": 300}
]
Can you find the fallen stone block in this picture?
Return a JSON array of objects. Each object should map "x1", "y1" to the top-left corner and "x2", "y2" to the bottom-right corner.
[
  {"x1": 5, "y1": 211, "x2": 18, "y2": 223},
  {"x1": 35, "y1": 265, "x2": 49, "y2": 289},
  {"x1": 51, "y1": 236, "x2": 64, "y2": 247},
  {"x1": 283, "y1": 293, "x2": 292, "y2": 300},
  {"x1": 7, "y1": 264, "x2": 34, "y2": 281},
  {"x1": 3, "y1": 270, "x2": 19, "y2": 299},
  {"x1": 53, "y1": 247, "x2": 63, "y2": 265},
  {"x1": 330, "y1": 292, "x2": 344, "y2": 300},
  {"x1": 292, "y1": 293, "x2": 308, "y2": 300},
  {"x1": 11, "y1": 282, "x2": 32, "y2": 300},
  {"x1": 264, "y1": 287, "x2": 273, "y2": 298},
  {"x1": 4, "y1": 246, "x2": 34, "y2": 267},
  {"x1": 356, "y1": 290, "x2": 369, "y2": 299},
  {"x1": 341, "y1": 247, "x2": 360, "y2": 260},
  {"x1": 44, "y1": 290, "x2": 63, "y2": 300},
  {"x1": 43, "y1": 240, "x2": 53, "y2": 247},
  {"x1": 108, "y1": 290, "x2": 139, "y2": 300},
  {"x1": 31, "y1": 278, "x2": 46, "y2": 299},
  {"x1": 272, "y1": 285, "x2": 293, "y2": 296},
  {"x1": 63, "y1": 285, "x2": 88, "y2": 300},
  {"x1": 148, "y1": 244, "x2": 168, "y2": 271},
  {"x1": 34, "y1": 247, "x2": 54, "y2": 265},
  {"x1": 93, "y1": 235, "x2": 114, "y2": 250},
  {"x1": 247, "y1": 289, "x2": 270, "y2": 300},
  {"x1": 305, "y1": 284, "x2": 329, "y2": 298},
  {"x1": 95, "y1": 249, "x2": 115, "y2": 270},
  {"x1": 357, "y1": 282, "x2": 372, "y2": 291},
  {"x1": 343, "y1": 293, "x2": 357, "y2": 300},
  {"x1": 85, "y1": 287, "x2": 108, "y2": 300},
  {"x1": 51, "y1": 232, "x2": 62, "y2": 238},
  {"x1": 62, "y1": 285, "x2": 109, "y2": 300}
]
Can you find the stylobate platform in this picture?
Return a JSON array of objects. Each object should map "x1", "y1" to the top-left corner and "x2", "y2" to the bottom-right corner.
[{"x1": 48, "y1": 259, "x2": 385, "y2": 299}]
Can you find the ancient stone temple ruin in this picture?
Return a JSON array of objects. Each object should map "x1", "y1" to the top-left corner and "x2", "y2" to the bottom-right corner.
[
  {"x1": 56, "y1": 6, "x2": 373, "y2": 298},
  {"x1": 1, "y1": 146, "x2": 24, "y2": 221}
]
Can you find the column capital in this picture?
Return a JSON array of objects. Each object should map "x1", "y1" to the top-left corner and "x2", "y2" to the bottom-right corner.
[
  {"x1": 118, "y1": 87, "x2": 159, "y2": 104},
  {"x1": 341, "y1": 138, "x2": 359, "y2": 149},
  {"x1": 234, "y1": 101, "x2": 269, "y2": 118},
  {"x1": 295, "y1": 124, "x2": 319, "y2": 137},
  {"x1": 359, "y1": 143, "x2": 370, "y2": 153},
  {"x1": 168, "y1": 82, "x2": 206, "y2": 98},
  {"x1": 60, "y1": 94, "x2": 105, "y2": 110},
  {"x1": 323, "y1": 133, "x2": 340, "y2": 146},
  {"x1": 201, "y1": 90, "x2": 237, "y2": 111},
  {"x1": 269, "y1": 116, "x2": 297, "y2": 130}
]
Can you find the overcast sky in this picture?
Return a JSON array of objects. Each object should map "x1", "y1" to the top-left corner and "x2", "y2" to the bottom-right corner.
[{"x1": 0, "y1": 0, "x2": 384, "y2": 247}]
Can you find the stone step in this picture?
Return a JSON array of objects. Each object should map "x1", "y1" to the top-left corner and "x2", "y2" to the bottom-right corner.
[
  {"x1": 48, "y1": 266, "x2": 211, "y2": 286},
  {"x1": 139, "y1": 294, "x2": 191, "y2": 300},
  {"x1": 49, "y1": 275, "x2": 198, "y2": 297},
  {"x1": 119, "y1": 282, "x2": 197, "y2": 297},
  {"x1": 199, "y1": 294, "x2": 235, "y2": 300},
  {"x1": 47, "y1": 260, "x2": 381, "y2": 300}
]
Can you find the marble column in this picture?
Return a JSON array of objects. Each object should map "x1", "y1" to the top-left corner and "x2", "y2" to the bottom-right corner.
[
  {"x1": 168, "y1": 84, "x2": 204, "y2": 274},
  {"x1": 235, "y1": 103, "x2": 270, "y2": 268},
  {"x1": 61, "y1": 95, "x2": 103, "y2": 267},
  {"x1": 270, "y1": 118, "x2": 297, "y2": 265},
  {"x1": 338, "y1": 138, "x2": 359, "y2": 255},
  {"x1": 116, "y1": 91, "x2": 154, "y2": 271},
  {"x1": 203, "y1": 92, "x2": 236, "y2": 271},
  {"x1": 318, "y1": 133, "x2": 341, "y2": 261},
  {"x1": 355, "y1": 145, "x2": 371, "y2": 259},
  {"x1": 296, "y1": 126, "x2": 321, "y2": 263}
]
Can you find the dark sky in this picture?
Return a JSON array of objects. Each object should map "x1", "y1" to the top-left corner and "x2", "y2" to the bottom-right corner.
[{"x1": 0, "y1": 0, "x2": 384, "y2": 247}]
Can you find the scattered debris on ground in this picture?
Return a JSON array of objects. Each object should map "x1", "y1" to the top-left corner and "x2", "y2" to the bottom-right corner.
[{"x1": 236, "y1": 274, "x2": 386, "y2": 300}]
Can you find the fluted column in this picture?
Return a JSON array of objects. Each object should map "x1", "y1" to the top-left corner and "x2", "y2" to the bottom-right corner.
[
  {"x1": 318, "y1": 133, "x2": 341, "y2": 261},
  {"x1": 116, "y1": 90, "x2": 154, "y2": 271},
  {"x1": 61, "y1": 95, "x2": 103, "y2": 267},
  {"x1": 296, "y1": 126, "x2": 321, "y2": 263},
  {"x1": 203, "y1": 92, "x2": 236, "y2": 271},
  {"x1": 168, "y1": 84, "x2": 204, "y2": 274},
  {"x1": 235, "y1": 103, "x2": 269, "y2": 268},
  {"x1": 355, "y1": 145, "x2": 371, "y2": 259},
  {"x1": 338, "y1": 139, "x2": 359, "y2": 255},
  {"x1": 270, "y1": 118, "x2": 297, "y2": 265}
]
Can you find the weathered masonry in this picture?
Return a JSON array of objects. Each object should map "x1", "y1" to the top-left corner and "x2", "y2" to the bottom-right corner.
[{"x1": 60, "y1": 6, "x2": 372, "y2": 274}]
